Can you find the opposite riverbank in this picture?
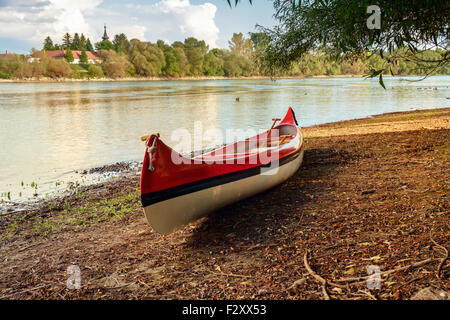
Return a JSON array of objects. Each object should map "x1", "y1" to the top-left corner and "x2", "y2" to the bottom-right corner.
[
  {"x1": 0, "y1": 108, "x2": 449, "y2": 300},
  {"x1": 0, "y1": 74, "x2": 389, "y2": 83}
]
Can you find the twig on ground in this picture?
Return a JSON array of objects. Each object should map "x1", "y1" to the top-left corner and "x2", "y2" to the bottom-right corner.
[
  {"x1": 357, "y1": 289, "x2": 377, "y2": 300},
  {"x1": 17, "y1": 241, "x2": 43, "y2": 253},
  {"x1": 214, "y1": 272, "x2": 251, "y2": 278},
  {"x1": 303, "y1": 250, "x2": 330, "y2": 300},
  {"x1": 430, "y1": 230, "x2": 449, "y2": 279},
  {"x1": 103, "y1": 282, "x2": 134, "y2": 290},
  {"x1": 0, "y1": 283, "x2": 52, "y2": 299}
]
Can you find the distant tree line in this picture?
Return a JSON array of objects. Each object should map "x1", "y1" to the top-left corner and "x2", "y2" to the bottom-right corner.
[
  {"x1": 43, "y1": 33, "x2": 95, "y2": 51},
  {"x1": 0, "y1": 32, "x2": 448, "y2": 80}
]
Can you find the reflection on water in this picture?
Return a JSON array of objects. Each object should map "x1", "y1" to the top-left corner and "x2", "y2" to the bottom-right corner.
[{"x1": 0, "y1": 76, "x2": 449, "y2": 204}]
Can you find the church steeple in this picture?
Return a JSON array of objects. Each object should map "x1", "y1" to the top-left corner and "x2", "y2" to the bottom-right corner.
[{"x1": 102, "y1": 24, "x2": 109, "y2": 41}]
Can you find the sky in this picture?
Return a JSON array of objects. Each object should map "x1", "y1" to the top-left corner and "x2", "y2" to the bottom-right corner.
[{"x1": 0, "y1": 0, "x2": 277, "y2": 54}]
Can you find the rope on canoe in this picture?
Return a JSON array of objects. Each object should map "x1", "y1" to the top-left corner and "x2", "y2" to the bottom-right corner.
[{"x1": 146, "y1": 135, "x2": 158, "y2": 172}]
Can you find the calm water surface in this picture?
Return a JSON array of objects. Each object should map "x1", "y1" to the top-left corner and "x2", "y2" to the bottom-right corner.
[{"x1": 0, "y1": 76, "x2": 449, "y2": 206}]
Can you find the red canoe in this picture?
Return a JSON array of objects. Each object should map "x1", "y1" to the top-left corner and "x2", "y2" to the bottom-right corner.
[{"x1": 140, "y1": 107, "x2": 304, "y2": 234}]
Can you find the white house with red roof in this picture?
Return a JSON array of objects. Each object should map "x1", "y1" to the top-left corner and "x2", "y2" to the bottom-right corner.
[{"x1": 44, "y1": 50, "x2": 102, "y2": 64}]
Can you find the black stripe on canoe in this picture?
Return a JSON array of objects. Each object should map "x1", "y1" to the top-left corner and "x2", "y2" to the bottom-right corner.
[
  {"x1": 141, "y1": 148, "x2": 303, "y2": 207},
  {"x1": 291, "y1": 108, "x2": 299, "y2": 126}
]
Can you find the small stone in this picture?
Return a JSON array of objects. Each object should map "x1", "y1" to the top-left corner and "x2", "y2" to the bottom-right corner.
[{"x1": 410, "y1": 287, "x2": 448, "y2": 300}]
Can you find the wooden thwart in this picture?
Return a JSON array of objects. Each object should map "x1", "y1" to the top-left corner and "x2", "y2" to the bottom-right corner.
[{"x1": 267, "y1": 118, "x2": 281, "y2": 138}]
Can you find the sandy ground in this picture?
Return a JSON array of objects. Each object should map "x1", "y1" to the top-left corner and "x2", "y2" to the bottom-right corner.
[
  {"x1": 302, "y1": 108, "x2": 450, "y2": 138},
  {"x1": 0, "y1": 108, "x2": 448, "y2": 300}
]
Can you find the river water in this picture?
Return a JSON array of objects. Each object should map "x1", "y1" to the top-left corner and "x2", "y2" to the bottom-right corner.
[{"x1": 0, "y1": 76, "x2": 449, "y2": 207}]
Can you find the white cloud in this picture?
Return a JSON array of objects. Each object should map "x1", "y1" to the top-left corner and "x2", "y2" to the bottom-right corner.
[
  {"x1": 46, "y1": 0, "x2": 102, "y2": 36},
  {"x1": 0, "y1": 0, "x2": 102, "y2": 46},
  {"x1": 0, "y1": 0, "x2": 219, "y2": 49},
  {"x1": 156, "y1": 0, "x2": 219, "y2": 47},
  {"x1": 124, "y1": 0, "x2": 220, "y2": 47},
  {"x1": 118, "y1": 25, "x2": 147, "y2": 41}
]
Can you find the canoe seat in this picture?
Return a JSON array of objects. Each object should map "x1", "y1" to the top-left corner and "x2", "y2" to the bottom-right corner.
[{"x1": 278, "y1": 125, "x2": 297, "y2": 136}]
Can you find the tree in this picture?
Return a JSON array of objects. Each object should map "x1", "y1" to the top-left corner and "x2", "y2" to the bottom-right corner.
[
  {"x1": 88, "y1": 64, "x2": 104, "y2": 78},
  {"x1": 203, "y1": 49, "x2": 225, "y2": 76},
  {"x1": 249, "y1": 32, "x2": 270, "y2": 73},
  {"x1": 227, "y1": 33, "x2": 254, "y2": 75},
  {"x1": 157, "y1": 41, "x2": 180, "y2": 76},
  {"x1": 128, "y1": 40, "x2": 165, "y2": 76},
  {"x1": 80, "y1": 50, "x2": 88, "y2": 64},
  {"x1": 162, "y1": 49, "x2": 180, "y2": 76},
  {"x1": 183, "y1": 37, "x2": 208, "y2": 76},
  {"x1": 113, "y1": 33, "x2": 130, "y2": 54},
  {"x1": 71, "y1": 33, "x2": 81, "y2": 50},
  {"x1": 43, "y1": 36, "x2": 55, "y2": 51},
  {"x1": 95, "y1": 40, "x2": 115, "y2": 51},
  {"x1": 62, "y1": 33, "x2": 72, "y2": 49},
  {"x1": 64, "y1": 49, "x2": 74, "y2": 63},
  {"x1": 249, "y1": 32, "x2": 270, "y2": 50},
  {"x1": 223, "y1": 54, "x2": 242, "y2": 77},
  {"x1": 80, "y1": 34, "x2": 87, "y2": 50},
  {"x1": 36, "y1": 27, "x2": 449, "y2": 80},
  {"x1": 46, "y1": 59, "x2": 72, "y2": 78},
  {"x1": 231, "y1": 0, "x2": 449, "y2": 85},
  {"x1": 173, "y1": 46, "x2": 190, "y2": 76},
  {"x1": 229, "y1": 33, "x2": 253, "y2": 58},
  {"x1": 171, "y1": 41, "x2": 185, "y2": 50},
  {"x1": 98, "y1": 50, "x2": 133, "y2": 78},
  {"x1": 86, "y1": 39, "x2": 94, "y2": 51}
]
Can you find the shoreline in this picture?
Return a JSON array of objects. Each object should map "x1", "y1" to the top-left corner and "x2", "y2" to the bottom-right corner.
[
  {"x1": 2, "y1": 106, "x2": 448, "y2": 214},
  {"x1": 0, "y1": 74, "x2": 434, "y2": 83},
  {"x1": 0, "y1": 107, "x2": 448, "y2": 300}
]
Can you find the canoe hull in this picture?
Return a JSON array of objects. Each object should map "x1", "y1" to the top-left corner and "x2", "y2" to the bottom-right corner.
[{"x1": 143, "y1": 148, "x2": 304, "y2": 234}]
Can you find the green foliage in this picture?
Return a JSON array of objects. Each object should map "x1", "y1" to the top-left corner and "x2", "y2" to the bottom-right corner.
[
  {"x1": 23, "y1": 61, "x2": 44, "y2": 78},
  {"x1": 0, "y1": 70, "x2": 12, "y2": 79},
  {"x1": 12, "y1": 30, "x2": 450, "y2": 81},
  {"x1": 159, "y1": 42, "x2": 180, "y2": 76},
  {"x1": 0, "y1": 54, "x2": 26, "y2": 78},
  {"x1": 99, "y1": 50, "x2": 132, "y2": 78},
  {"x1": 71, "y1": 33, "x2": 81, "y2": 50},
  {"x1": 203, "y1": 49, "x2": 225, "y2": 76},
  {"x1": 45, "y1": 59, "x2": 72, "y2": 78},
  {"x1": 95, "y1": 40, "x2": 115, "y2": 51},
  {"x1": 227, "y1": 0, "x2": 253, "y2": 6},
  {"x1": 80, "y1": 34, "x2": 87, "y2": 50},
  {"x1": 229, "y1": 32, "x2": 253, "y2": 58},
  {"x1": 249, "y1": 32, "x2": 269, "y2": 49},
  {"x1": 43, "y1": 36, "x2": 55, "y2": 51},
  {"x1": 128, "y1": 40, "x2": 165, "y2": 76},
  {"x1": 173, "y1": 46, "x2": 190, "y2": 76},
  {"x1": 113, "y1": 33, "x2": 130, "y2": 54},
  {"x1": 256, "y1": 0, "x2": 449, "y2": 81},
  {"x1": 80, "y1": 50, "x2": 88, "y2": 64},
  {"x1": 86, "y1": 39, "x2": 94, "y2": 52},
  {"x1": 64, "y1": 49, "x2": 74, "y2": 63},
  {"x1": 183, "y1": 37, "x2": 208, "y2": 76},
  {"x1": 88, "y1": 64, "x2": 104, "y2": 78},
  {"x1": 62, "y1": 32, "x2": 72, "y2": 49},
  {"x1": 223, "y1": 54, "x2": 241, "y2": 77}
]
